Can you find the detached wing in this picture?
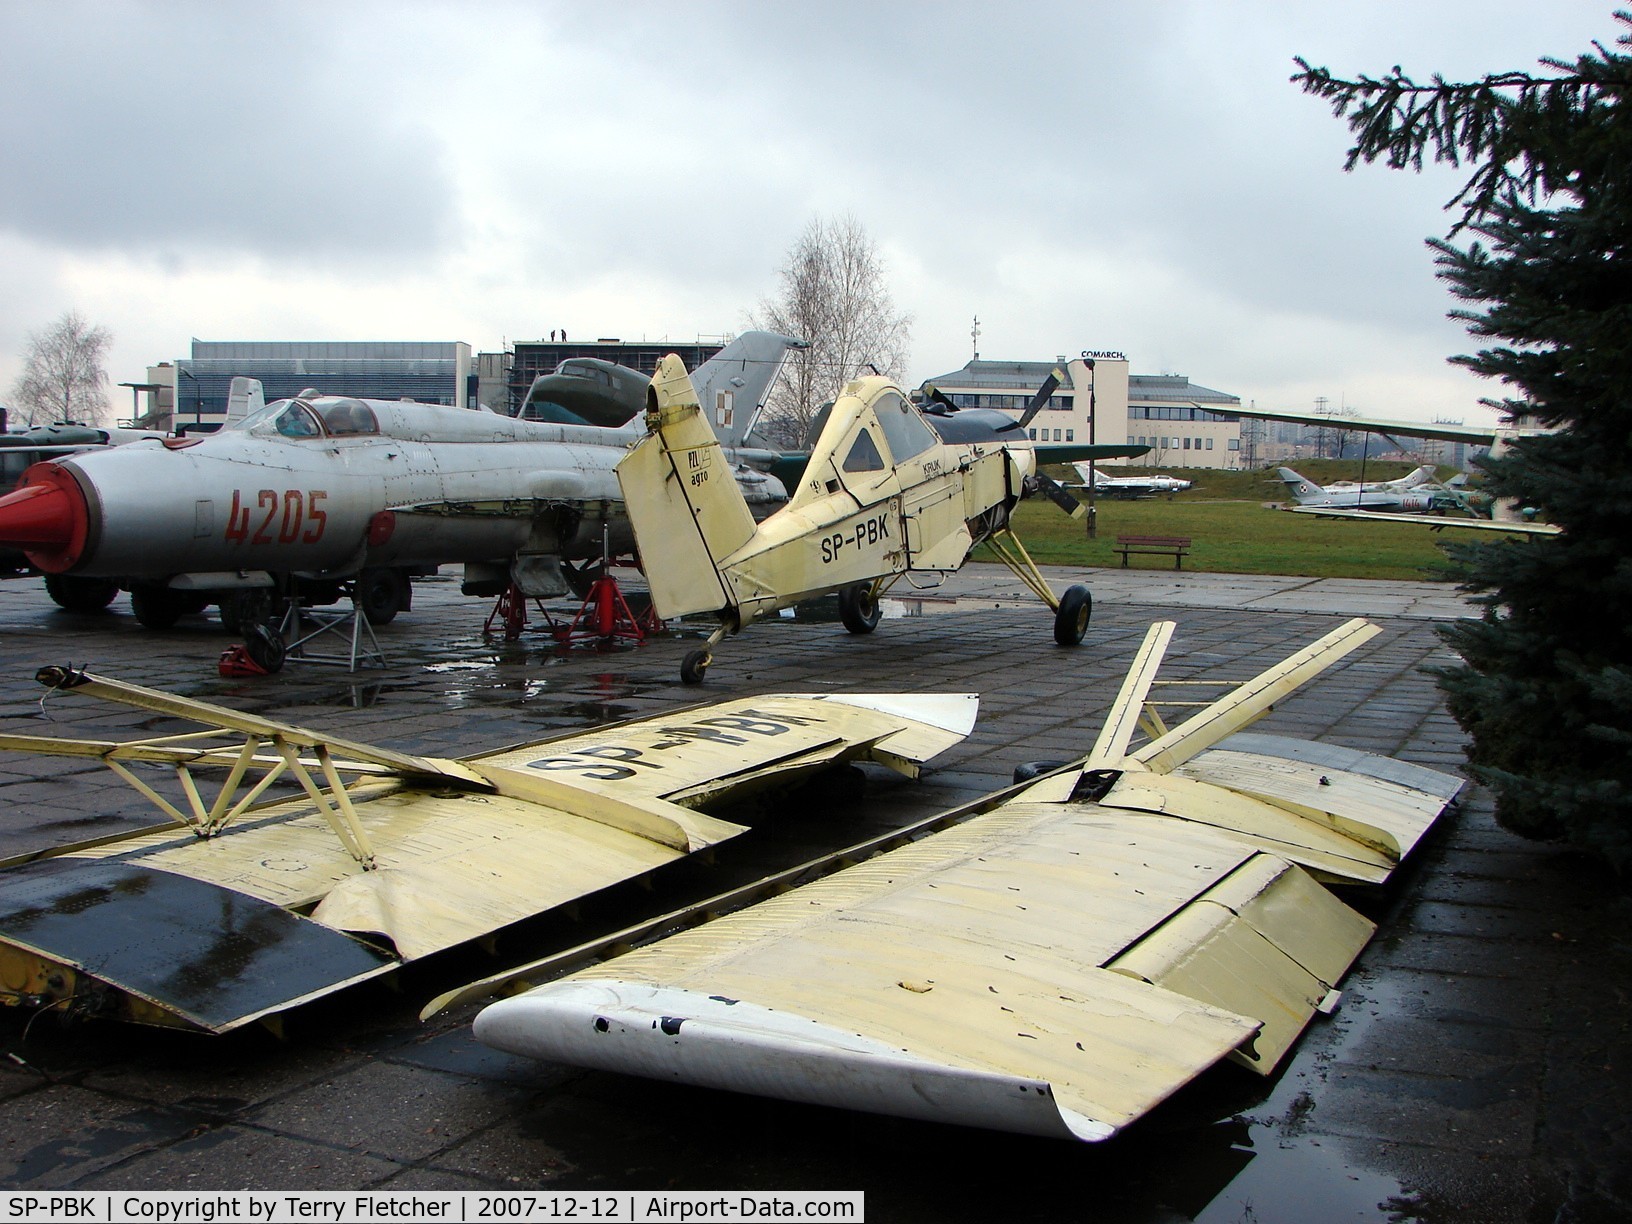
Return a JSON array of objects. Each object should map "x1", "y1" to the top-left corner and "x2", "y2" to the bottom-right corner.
[{"x1": 0, "y1": 677, "x2": 972, "y2": 1032}]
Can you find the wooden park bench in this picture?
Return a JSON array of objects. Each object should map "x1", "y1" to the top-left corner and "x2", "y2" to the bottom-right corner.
[{"x1": 1113, "y1": 534, "x2": 1193, "y2": 570}]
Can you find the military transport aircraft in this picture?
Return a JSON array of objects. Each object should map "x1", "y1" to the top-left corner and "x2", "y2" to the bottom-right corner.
[
  {"x1": 0, "y1": 665, "x2": 974, "y2": 1032},
  {"x1": 1065, "y1": 463, "x2": 1193, "y2": 498},
  {"x1": 0, "y1": 333, "x2": 804, "y2": 630},
  {"x1": 470, "y1": 617, "x2": 1463, "y2": 1142},
  {"x1": 617, "y1": 357, "x2": 1145, "y2": 683}
]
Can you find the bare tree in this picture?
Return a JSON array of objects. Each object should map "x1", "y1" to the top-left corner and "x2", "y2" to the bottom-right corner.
[
  {"x1": 751, "y1": 216, "x2": 912, "y2": 447},
  {"x1": 12, "y1": 310, "x2": 113, "y2": 426}
]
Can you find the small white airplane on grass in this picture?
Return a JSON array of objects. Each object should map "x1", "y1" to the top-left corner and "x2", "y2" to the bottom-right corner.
[{"x1": 1066, "y1": 464, "x2": 1192, "y2": 498}]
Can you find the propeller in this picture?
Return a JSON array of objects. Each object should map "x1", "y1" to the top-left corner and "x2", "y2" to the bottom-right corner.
[
  {"x1": 1030, "y1": 471, "x2": 1087, "y2": 519},
  {"x1": 1016, "y1": 368, "x2": 1065, "y2": 429}
]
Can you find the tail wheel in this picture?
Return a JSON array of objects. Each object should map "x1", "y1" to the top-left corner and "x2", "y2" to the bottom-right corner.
[
  {"x1": 680, "y1": 649, "x2": 711, "y2": 685},
  {"x1": 1053, "y1": 584, "x2": 1092, "y2": 646},
  {"x1": 43, "y1": 574, "x2": 119, "y2": 613},
  {"x1": 838, "y1": 583, "x2": 882, "y2": 635}
]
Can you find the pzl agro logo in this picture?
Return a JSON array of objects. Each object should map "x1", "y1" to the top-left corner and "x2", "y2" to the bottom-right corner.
[
  {"x1": 525, "y1": 707, "x2": 829, "y2": 780},
  {"x1": 820, "y1": 512, "x2": 890, "y2": 564}
]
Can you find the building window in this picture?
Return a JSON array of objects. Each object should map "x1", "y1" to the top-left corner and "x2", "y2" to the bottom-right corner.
[
  {"x1": 1205, "y1": 437, "x2": 1214, "y2": 450},
  {"x1": 1183, "y1": 437, "x2": 1191, "y2": 450},
  {"x1": 1228, "y1": 438, "x2": 1241, "y2": 451},
  {"x1": 1029, "y1": 428, "x2": 1037, "y2": 440},
  {"x1": 1066, "y1": 429, "x2": 1074, "y2": 441}
]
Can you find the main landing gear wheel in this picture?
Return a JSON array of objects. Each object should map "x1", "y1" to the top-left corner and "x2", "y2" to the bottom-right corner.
[
  {"x1": 43, "y1": 574, "x2": 119, "y2": 613},
  {"x1": 1053, "y1": 584, "x2": 1092, "y2": 646},
  {"x1": 837, "y1": 583, "x2": 882, "y2": 635},
  {"x1": 680, "y1": 649, "x2": 711, "y2": 686},
  {"x1": 130, "y1": 585, "x2": 194, "y2": 630},
  {"x1": 356, "y1": 569, "x2": 409, "y2": 625}
]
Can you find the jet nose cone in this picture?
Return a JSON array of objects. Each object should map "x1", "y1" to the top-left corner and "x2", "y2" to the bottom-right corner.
[
  {"x1": 0, "y1": 463, "x2": 92, "y2": 570},
  {"x1": 0, "y1": 482, "x2": 75, "y2": 547}
]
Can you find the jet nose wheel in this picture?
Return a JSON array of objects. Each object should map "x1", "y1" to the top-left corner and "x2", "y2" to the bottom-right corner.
[
  {"x1": 681, "y1": 649, "x2": 712, "y2": 685},
  {"x1": 1053, "y1": 584, "x2": 1092, "y2": 646}
]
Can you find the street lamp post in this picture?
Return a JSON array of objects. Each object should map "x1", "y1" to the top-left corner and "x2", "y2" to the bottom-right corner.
[{"x1": 1083, "y1": 358, "x2": 1097, "y2": 540}]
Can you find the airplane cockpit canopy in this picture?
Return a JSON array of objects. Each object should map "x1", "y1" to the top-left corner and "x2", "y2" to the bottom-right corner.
[
  {"x1": 233, "y1": 398, "x2": 380, "y2": 440},
  {"x1": 872, "y1": 390, "x2": 939, "y2": 463}
]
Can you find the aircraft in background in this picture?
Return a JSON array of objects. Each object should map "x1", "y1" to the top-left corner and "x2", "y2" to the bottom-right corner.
[
  {"x1": 1276, "y1": 466, "x2": 1447, "y2": 513},
  {"x1": 470, "y1": 618, "x2": 1462, "y2": 1142},
  {"x1": 617, "y1": 358, "x2": 1146, "y2": 684},
  {"x1": 1065, "y1": 463, "x2": 1192, "y2": 498},
  {"x1": 0, "y1": 333, "x2": 804, "y2": 629},
  {"x1": 1223, "y1": 403, "x2": 1558, "y2": 533}
]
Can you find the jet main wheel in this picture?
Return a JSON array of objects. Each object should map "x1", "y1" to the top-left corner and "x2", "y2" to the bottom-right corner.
[
  {"x1": 680, "y1": 649, "x2": 711, "y2": 685},
  {"x1": 1053, "y1": 584, "x2": 1092, "y2": 646},
  {"x1": 43, "y1": 574, "x2": 119, "y2": 613},
  {"x1": 838, "y1": 583, "x2": 882, "y2": 634},
  {"x1": 130, "y1": 585, "x2": 194, "y2": 630},
  {"x1": 356, "y1": 569, "x2": 409, "y2": 625}
]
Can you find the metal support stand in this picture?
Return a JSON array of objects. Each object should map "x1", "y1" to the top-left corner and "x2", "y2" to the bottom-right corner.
[
  {"x1": 279, "y1": 589, "x2": 387, "y2": 671},
  {"x1": 484, "y1": 582, "x2": 560, "y2": 642},
  {"x1": 554, "y1": 573, "x2": 661, "y2": 646}
]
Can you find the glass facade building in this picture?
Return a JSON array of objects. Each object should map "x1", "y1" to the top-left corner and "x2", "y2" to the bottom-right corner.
[{"x1": 169, "y1": 341, "x2": 473, "y2": 427}]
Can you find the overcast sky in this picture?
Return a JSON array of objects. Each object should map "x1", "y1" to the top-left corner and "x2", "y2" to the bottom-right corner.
[{"x1": 0, "y1": 1, "x2": 1617, "y2": 427}]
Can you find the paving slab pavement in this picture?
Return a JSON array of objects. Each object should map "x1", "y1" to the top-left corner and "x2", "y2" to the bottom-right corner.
[{"x1": 0, "y1": 565, "x2": 1625, "y2": 1223}]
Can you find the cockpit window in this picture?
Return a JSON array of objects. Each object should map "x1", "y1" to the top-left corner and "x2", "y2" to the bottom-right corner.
[
  {"x1": 315, "y1": 398, "x2": 378, "y2": 436},
  {"x1": 842, "y1": 430, "x2": 886, "y2": 473},
  {"x1": 873, "y1": 391, "x2": 938, "y2": 463},
  {"x1": 270, "y1": 401, "x2": 322, "y2": 439}
]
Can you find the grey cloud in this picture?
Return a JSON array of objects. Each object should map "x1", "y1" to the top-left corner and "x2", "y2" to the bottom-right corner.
[{"x1": 0, "y1": 3, "x2": 458, "y2": 263}]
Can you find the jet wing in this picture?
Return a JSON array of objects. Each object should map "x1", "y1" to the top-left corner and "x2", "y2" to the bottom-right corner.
[
  {"x1": 473, "y1": 620, "x2": 1462, "y2": 1142},
  {"x1": 1034, "y1": 442, "x2": 1150, "y2": 464},
  {"x1": 1286, "y1": 504, "x2": 1561, "y2": 534},
  {"x1": 0, "y1": 675, "x2": 974, "y2": 1032},
  {"x1": 1217, "y1": 404, "x2": 1503, "y2": 445}
]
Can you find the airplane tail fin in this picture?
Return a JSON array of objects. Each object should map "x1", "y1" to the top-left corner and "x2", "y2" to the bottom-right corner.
[
  {"x1": 1401, "y1": 464, "x2": 1436, "y2": 487},
  {"x1": 1276, "y1": 468, "x2": 1325, "y2": 505},
  {"x1": 225, "y1": 377, "x2": 265, "y2": 425},
  {"x1": 691, "y1": 331, "x2": 807, "y2": 449},
  {"x1": 617, "y1": 356, "x2": 758, "y2": 621}
]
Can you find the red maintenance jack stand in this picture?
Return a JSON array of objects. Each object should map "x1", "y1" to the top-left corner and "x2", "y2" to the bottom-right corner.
[
  {"x1": 483, "y1": 582, "x2": 559, "y2": 642},
  {"x1": 554, "y1": 567, "x2": 661, "y2": 645}
]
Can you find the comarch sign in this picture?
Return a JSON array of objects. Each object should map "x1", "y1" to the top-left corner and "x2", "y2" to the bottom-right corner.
[{"x1": 1080, "y1": 350, "x2": 1127, "y2": 361}]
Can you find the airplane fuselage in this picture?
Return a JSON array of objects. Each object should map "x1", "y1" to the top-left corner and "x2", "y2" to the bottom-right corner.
[{"x1": 6, "y1": 398, "x2": 639, "y2": 581}]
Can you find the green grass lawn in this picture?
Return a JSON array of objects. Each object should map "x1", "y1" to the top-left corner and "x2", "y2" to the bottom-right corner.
[{"x1": 977, "y1": 462, "x2": 1471, "y2": 582}]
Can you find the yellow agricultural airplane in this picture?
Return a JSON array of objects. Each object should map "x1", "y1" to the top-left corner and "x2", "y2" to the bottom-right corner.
[
  {"x1": 0, "y1": 668, "x2": 974, "y2": 1032},
  {"x1": 617, "y1": 356, "x2": 1142, "y2": 684},
  {"x1": 468, "y1": 617, "x2": 1464, "y2": 1142}
]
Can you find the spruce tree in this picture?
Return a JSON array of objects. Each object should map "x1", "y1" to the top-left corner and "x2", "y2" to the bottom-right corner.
[{"x1": 1295, "y1": 18, "x2": 1632, "y2": 872}]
